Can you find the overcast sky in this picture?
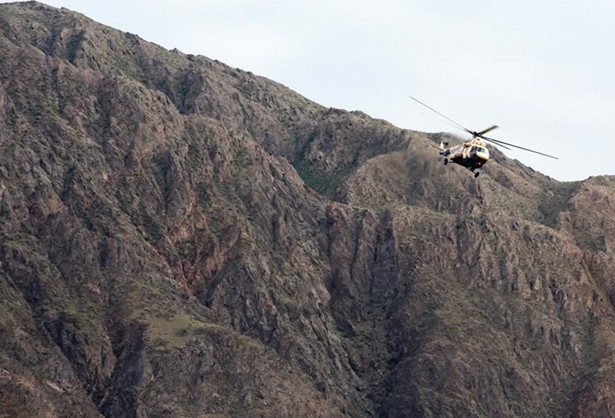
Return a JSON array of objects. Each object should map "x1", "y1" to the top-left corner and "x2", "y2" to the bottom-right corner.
[{"x1": 11, "y1": 0, "x2": 615, "y2": 181}]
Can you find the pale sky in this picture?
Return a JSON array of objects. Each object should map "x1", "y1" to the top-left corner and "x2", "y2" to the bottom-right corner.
[{"x1": 7, "y1": 0, "x2": 615, "y2": 181}]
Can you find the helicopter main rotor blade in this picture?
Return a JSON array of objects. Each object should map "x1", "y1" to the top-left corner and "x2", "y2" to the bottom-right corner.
[
  {"x1": 480, "y1": 137, "x2": 511, "y2": 150},
  {"x1": 476, "y1": 125, "x2": 499, "y2": 137},
  {"x1": 482, "y1": 136, "x2": 558, "y2": 159},
  {"x1": 408, "y1": 95, "x2": 470, "y2": 133},
  {"x1": 408, "y1": 94, "x2": 558, "y2": 160}
]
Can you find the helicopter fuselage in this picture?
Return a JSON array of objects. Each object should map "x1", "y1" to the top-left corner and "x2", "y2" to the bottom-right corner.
[{"x1": 440, "y1": 139, "x2": 490, "y2": 174}]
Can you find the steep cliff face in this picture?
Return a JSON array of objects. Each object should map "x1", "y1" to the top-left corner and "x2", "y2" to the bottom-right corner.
[{"x1": 1, "y1": 2, "x2": 615, "y2": 418}]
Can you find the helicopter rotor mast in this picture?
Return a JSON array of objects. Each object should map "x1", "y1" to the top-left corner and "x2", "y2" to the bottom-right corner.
[{"x1": 408, "y1": 95, "x2": 558, "y2": 160}]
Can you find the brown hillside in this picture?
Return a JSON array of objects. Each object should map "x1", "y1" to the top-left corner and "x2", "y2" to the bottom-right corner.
[{"x1": 1, "y1": 2, "x2": 615, "y2": 417}]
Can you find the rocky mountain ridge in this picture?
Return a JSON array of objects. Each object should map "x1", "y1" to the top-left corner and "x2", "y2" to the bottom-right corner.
[{"x1": 1, "y1": 2, "x2": 615, "y2": 417}]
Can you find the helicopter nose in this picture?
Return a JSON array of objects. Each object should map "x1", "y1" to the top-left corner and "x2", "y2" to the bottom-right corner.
[
  {"x1": 476, "y1": 150, "x2": 489, "y2": 161},
  {"x1": 474, "y1": 150, "x2": 489, "y2": 168}
]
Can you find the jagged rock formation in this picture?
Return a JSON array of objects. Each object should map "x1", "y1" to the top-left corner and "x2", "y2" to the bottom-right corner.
[{"x1": 1, "y1": 2, "x2": 615, "y2": 417}]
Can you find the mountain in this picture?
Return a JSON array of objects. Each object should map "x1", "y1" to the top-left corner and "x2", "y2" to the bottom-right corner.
[{"x1": 1, "y1": 2, "x2": 615, "y2": 417}]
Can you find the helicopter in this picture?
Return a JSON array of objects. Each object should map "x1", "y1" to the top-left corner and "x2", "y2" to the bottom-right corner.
[{"x1": 408, "y1": 95, "x2": 558, "y2": 178}]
